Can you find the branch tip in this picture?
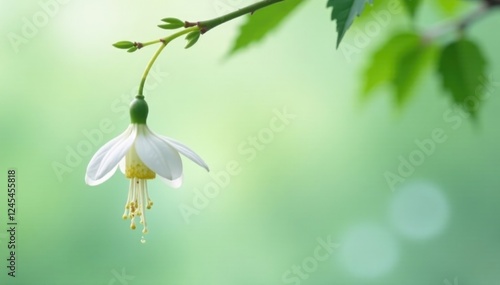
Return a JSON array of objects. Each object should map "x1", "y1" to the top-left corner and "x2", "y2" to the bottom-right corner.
[
  {"x1": 184, "y1": 21, "x2": 197, "y2": 28},
  {"x1": 134, "y1": 42, "x2": 144, "y2": 49}
]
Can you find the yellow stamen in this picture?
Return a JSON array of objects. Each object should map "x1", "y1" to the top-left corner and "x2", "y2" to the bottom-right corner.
[
  {"x1": 125, "y1": 147, "x2": 156, "y2": 179},
  {"x1": 122, "y1": 177, "x2": 154, "y2": 234}
]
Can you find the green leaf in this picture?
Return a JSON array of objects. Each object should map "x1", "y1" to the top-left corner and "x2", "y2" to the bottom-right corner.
[
  {"x1": 392, "y1": 43, "x2": 435, "y2": 105},
  {"x1": 438, "y1": 39, "x2": 487, "y2": 117},
  {"x1": 362, "y1": 33, "x2": 420, "y2": 96},
  {"x1": 402, "y1": 0, "x2": 421, "y2": 18},
  {"x1": 186, "y1": 30, "x2": 200, "y2": 41},
  {"x1": 158, "y1": 23, "x2": 184, "y2": 30},
  {"x1": 112, "y1": 41, "x2": 135, "y2": 49},
  {"x1": 350, "y1": 0, "x2": 390, "y2": 27},
  {"x1": 435, "y1": 0, "x2": 461, "y2": 15},
  {"x1": 362, "y1": 32, "x2": 435, "y2": 106},
  {"x1": 127, "y1": 46, "x2": 138, "y2": 53},
  {"x1": 229, "y1": 0, "x2": 304, "y2": 55},
  {"x1": 327, "y1": 0, "x2": 373, "y2": 48},
  {"x1": 161, "y1": 17, "x2": 184, "y2": 25},
  {"x1": 185, "y1": 31, "x2": 200, "y2": 49},
  {"x1": 159, "y1": 18, "x2": 184, "y2": 29}
]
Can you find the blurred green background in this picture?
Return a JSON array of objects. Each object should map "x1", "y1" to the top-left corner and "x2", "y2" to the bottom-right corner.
[{"x1": 1, "y1": 0, "x2": 500, "y2": 284}]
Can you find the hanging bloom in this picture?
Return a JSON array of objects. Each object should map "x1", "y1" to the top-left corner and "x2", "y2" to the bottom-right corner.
[{"x1": 85, "y1": 95, "x2": 209, "y2": 234}]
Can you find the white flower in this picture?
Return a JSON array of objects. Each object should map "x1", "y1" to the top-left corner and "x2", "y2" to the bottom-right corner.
[{"x1": 85, "y1": 96, "x2": 208, "y2": 234}]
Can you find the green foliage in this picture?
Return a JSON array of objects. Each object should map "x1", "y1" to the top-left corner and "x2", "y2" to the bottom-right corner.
[
  {"x1": 185, "y1": 30, "x2": 201, "y2": 49},
  {"x1": 438, "y1": 38, "x2": 487, "y2": 117},
  {"x1": 435, "y1": 0, "x2": 462, "y2": 15},
  {"x1": 327, "y1": 0, "x2": 373, "y2": 47},
  {"x1": 208, "y1": 0, "x2": 493, "y2": 118},
  {"x1": 113, "y1": 41, "x2": 135, "y2": 49},
  {"x1": 159, "y1": 17, "x2": 185, "y2": 29},
  {"x1": 352, "y1": 0, "x2": 390, "y2": 26},
  {"x1": 228, "y1": 0, "x2": 304, "y2": 55},
  {"x1": 402, "y1": 0, "x2": 422, "y2": 18},
  {"x1": 393, "y1": 43, "x2": 435, "y2": 105},
  {"x1": 363, "y1": 32, "x2": 436, "y2": 106},
  {"x1": 362, "y1": 33, "x2": 421, "y2": 96},
  {"x1": 158, "y1": 23, "x2": 184, "y2": 30},
  {"x1": 128, "y1": 0, "x2": 495, "y2": 120}
]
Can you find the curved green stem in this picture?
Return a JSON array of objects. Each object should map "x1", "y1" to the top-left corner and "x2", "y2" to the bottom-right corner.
[
  {"x1": 138, "y1": 27, "x2": 199, "y2": 96},
  {"x1": 138, "y1": 44, "x2": 166, "y2": 97}
]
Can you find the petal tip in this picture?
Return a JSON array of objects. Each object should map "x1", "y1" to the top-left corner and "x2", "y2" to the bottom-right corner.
[
  {"x1": 159, "y1": 175, "x2": 183, "y2": 189},
  {"x1": 85, "y1": 175, "x2": 97, "y2": 186}
]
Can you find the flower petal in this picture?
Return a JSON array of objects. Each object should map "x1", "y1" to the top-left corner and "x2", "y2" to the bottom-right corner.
[
  {"x1": 160, "y1": 136, "x2": 209, "y2": 172},
  {"x1": 118, "y1": 157, "x2": 126, "y2": 174},
  {"x1": 85, "y1": 165, "x2": 119, "y2": 186},
  {"x1": 158, "y1": 175, "x2": 183, "y2": 189},
  {"x1": 134, "y1": 125, "x2": 183, "y2": 180},
  {"x1": 85, "y1": 125, "x2": 137, "y2": 185}
]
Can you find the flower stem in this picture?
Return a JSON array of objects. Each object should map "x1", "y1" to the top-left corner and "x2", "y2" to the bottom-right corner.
[
  {"x1": 138, "y1": 27, "x2": 199, "y2": 96},
  {"x1": 137, "y1": 0, "x2": 284, "y2": 96}
]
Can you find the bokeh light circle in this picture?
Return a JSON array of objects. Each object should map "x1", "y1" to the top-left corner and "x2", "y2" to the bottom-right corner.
[
  {"x1": 390, "y1": 181, "x2": 450, "y2": 240},
  {"x1": 339, "y1": 223, "x2": 399, "y2": 278}
]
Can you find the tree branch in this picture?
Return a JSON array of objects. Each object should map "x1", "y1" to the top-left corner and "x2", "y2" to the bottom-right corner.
[
  {"x1": 422, "y1": 1, "x2": 496, "y2": 43},
  {"x1": 127, "y1": 0, "x2": 285, "y2": 97},
  {"x1": 186, "y1": 0, "x2": 284, "y2": 34}
]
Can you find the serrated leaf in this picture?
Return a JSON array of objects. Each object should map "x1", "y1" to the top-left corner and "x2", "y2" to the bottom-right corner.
[
  {"x1": 185, "y1": 31, "x2": 200, "y2": 49},
  {"x1": 112, "y1": 41, "x2": 135, "y2": 49},
  {"x1": 402, "y1": 0, "x2": 421, "y2": 18},
  {"x1": 350, "y1": 0, "x2": 390, "y2": 27},
  {"x1": 438, "y1": 39, "x2": 487, "y2": 117},
  {"x1": 327, "y1": 0, "x2": 373, "y2": 48},
  {"x1": 229, "y1": 0, "x2": 304, "y2": 55},
  {"x1": 362, "y1": 33, "x2": 420, "y2": 96},
  {"x1": 392, "y1": 43, "x2": 435, "y2": 105}
]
